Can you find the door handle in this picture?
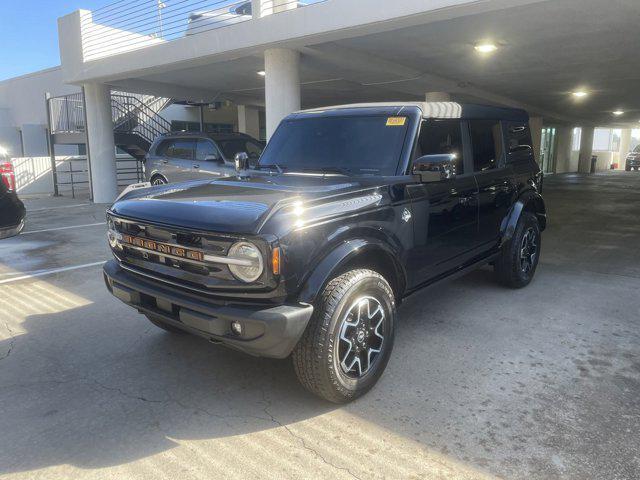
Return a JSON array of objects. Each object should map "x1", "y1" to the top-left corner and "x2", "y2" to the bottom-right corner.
[
  {"x1": 161, "y1": 160, "x2": 168, "y2": 164},
  {"x1": 193, "y1": 164, "x2": 200, "y2": 169}
]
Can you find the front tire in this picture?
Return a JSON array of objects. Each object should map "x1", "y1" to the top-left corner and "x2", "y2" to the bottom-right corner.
[
  {"x1": 494, "y1": 212, "x2": 541, "y2": 288},
  {"x1": 292, "y1": 269, "x2": 396, "y2": 403}
]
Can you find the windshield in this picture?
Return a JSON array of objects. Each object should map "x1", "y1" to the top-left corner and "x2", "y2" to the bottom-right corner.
[{"x1": 259, "y1": 115, "x2": 410, "y2": 175}]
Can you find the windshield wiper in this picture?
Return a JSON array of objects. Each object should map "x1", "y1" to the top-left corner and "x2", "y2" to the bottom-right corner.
[{"x1": 255, "y1": 164, "x2": 284, "y2": 174}]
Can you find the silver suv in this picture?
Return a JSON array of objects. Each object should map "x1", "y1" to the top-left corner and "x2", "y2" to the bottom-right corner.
[{"x1": 144, "y1": 132, "x2": 264, "y2": 185}]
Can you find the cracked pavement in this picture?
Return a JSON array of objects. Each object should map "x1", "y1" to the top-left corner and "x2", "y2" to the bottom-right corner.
[{"x1": 1, "y1": 172, "x2": 639, "y2": 479}]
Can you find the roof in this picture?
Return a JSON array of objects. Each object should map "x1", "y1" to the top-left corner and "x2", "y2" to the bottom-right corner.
[{"x1": 296, "y1": 102, "x2": 529, "y2": 122}]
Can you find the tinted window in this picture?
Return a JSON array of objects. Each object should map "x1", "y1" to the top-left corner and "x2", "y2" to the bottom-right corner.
[
  {"x1": 470, "y1": 120, "x2": 503, "y2": 172},
  {"x1": 416, "y1": 120, "x2": 464, "y2": 175},
  {"x1": 159, "y1": 139, "x2": 195, "y2": 160},
  {"x1": 195, "y1": 139, "x2": 220, "y2": 161},
  {"x1": 217, "y1": 139, "x2": 263, "y2": 162},
  {"x1": 505, "y1": 123, "x2": 533, "y2": 157},
  {"x1": 259, "y1": 115, "x2": 410, "y2": 175}
]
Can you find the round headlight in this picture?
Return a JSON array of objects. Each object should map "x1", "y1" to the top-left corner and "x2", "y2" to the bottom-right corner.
[{"x1": 228, "y1": 241, "x2": 264, "y2": 283}]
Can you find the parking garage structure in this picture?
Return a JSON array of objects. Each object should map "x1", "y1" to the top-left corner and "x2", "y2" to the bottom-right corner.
[{"x1": 57, "y1": 0, "x2": 640, "y2": 202}]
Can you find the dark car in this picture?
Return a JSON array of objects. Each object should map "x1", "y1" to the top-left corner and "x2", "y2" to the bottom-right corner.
[
  {"x1": 144, "y1": 132, "x2": 264, "y2": 185},
  {"x1": 625, "y1": 145, "x2": 640, "y2": 171},
  {"x1": 104, "y1": 102, "x2": 546, "y2": 403},
  {"x1": 0, "y1": 161, "x2": 26, "y2": 239}
]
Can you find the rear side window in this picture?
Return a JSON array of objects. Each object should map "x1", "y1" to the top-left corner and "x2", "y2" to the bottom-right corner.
[
  {"x1": 157, "y1": 139, "x2": 196, "y2": 160},
  {"x1": 505, "y1": 123, "x2": 533, "y2": 160},
  {"x1": 416, "y1": 120, "x2": 465, "y2": 175},
  {"x1": 469, "y1": 120, "x2": 503, "y2": 172}
]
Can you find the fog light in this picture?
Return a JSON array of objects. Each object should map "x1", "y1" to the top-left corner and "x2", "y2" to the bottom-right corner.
[{"x1": 230, "y1": 321, "x2": 243, "y2": 336}]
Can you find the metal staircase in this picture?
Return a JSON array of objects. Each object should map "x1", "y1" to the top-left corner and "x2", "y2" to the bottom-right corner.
[{"x1": 48, "y1": 91, "x2": 172, "y2": 160}]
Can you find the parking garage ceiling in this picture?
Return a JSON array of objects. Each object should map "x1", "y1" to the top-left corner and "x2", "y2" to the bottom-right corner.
[{"x1": 111, "y1": 0, "x2": 640, "y2": 127}]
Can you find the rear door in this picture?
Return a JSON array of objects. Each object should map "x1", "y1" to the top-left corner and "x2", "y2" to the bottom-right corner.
[
  {"x1": 155, "y1": 138, "x2": 197, "y2": 183},
  {"x1": 194, "y1": 138, "x2": 232, "y2": 179},
  {"x1": 470, "y1": 120, "x2": 516, "y2": 248}
]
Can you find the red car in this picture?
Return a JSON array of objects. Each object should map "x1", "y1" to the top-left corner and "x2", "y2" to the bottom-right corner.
[{"x1": 0, "y1": 161, "x2": 26, "y2": 239}]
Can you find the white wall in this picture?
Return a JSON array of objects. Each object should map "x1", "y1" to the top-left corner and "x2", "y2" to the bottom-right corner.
[{"x1": 0, "y1": 66, "x2": 80, "y2": 157}]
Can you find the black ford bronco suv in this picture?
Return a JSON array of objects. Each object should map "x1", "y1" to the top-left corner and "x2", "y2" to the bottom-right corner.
[{"x1": 104, "y1": 102, "x2": 546, "y2": 403}]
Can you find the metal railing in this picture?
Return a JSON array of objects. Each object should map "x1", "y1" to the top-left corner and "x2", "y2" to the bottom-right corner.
[
  {"x1": 48, "y1": 91, "x2": 171, "y2": 142},
  {"x1": 80, "y1": 0, "x2": 326, "y2": 60},
  {"x1": 49, "y1": 93, "x2": 85, "y2": 133},
  {"x1": 111, "y1": 94, "x2": 172, "y2": 143},
  {"x1": 47, "y1": 157, "x2": 144, "y2": 199}
]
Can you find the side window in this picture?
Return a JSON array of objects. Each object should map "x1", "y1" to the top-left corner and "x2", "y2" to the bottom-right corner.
[
  {"x1": 469, "y1": 120, "x2": 503, "y2": 172},
  {"x1": 505, "y1": 123, "x2": 533, "y2": 160},
  {"x1": 162, "y1": 139, "x2": 195, "y2": 160},
  {"x1": 416, "y1": 120, "x2": 465, "y2": 175},
  {"x1": 195, "y1": 139, "x2": 220, "y2": 161},
  {"x1": 245, "y1": 141, "x2": 263, "y2": 160}
]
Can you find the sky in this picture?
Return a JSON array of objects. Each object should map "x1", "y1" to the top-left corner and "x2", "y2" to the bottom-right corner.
[{"x1": 0, "y1": 1, "x2": 106, "y2": 81}]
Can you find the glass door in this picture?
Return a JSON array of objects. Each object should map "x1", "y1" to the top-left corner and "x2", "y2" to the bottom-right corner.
[{"x1": 540, "y1": 127, "x2": 557, "y2": 173}]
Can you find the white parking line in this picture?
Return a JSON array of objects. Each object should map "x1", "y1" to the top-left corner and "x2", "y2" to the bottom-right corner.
[
  {"x1": 0, "y1": 261, "x2": 106, "y2": 285},
  {"x1": 27, "y1": 203, "x2": 92, "y2": 212},
  {"x1": 21, "y1": 222, "x2": 106, "y2": 235}
]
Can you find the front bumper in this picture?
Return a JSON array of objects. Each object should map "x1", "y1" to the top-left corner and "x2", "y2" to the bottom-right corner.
[{"x1": 103, "y1": 260, "x2": 313, "y2": 358}]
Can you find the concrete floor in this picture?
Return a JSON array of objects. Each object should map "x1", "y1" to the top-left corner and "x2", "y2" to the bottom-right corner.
[{"x1": 0, "y1": 171, "x2": 638, "y2": 479}]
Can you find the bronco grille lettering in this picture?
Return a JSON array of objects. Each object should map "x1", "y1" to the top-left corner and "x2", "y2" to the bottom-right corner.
[{"x1": 121, "y1": 234, "x2": 204, "y2": 262}]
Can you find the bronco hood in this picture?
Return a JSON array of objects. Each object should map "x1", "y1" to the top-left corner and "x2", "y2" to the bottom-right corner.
[{"x1": 109, "y1": 175, "x2": 368, "y2": 234}]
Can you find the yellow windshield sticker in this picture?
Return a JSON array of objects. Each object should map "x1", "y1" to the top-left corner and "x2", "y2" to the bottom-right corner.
[{"x1": 386, "y1": 117, "x2": 407, "y2": 126}]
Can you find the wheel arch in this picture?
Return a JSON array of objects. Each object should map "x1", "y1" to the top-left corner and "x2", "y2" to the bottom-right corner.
[
  {"x1": 297, "y1": 239, "x2": 407, "y2": 305},
  {"x1": 500, "y1": 190, "x2": 547, "y2": 244}
]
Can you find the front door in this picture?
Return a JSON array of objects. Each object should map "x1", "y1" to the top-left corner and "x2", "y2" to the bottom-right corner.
[{"x1": 407, "y1": 119, "x2": 479, "y2": 285}]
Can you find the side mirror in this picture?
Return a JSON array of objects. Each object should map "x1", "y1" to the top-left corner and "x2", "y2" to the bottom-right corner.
[
  {"x1": 412, "y1": 154, "x2": 458, "y2": 182},
  {"x1": 205, "y1": 153, "x2": 224, "y2": 164},
  {"x1": 234, "y1": 152, "x2": 249, "y2": 172}
]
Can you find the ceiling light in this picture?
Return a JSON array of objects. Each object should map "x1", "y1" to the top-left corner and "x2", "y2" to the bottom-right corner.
[
  {"x1": 257, "y1": 70, "x2": 266, "y2": 76},
  {"x1": 474, "y1": 43, "x2": 498, "y2": 53},
  {"x1": 612, "y1": 110, "x2": 624, "y2": 116},
  {"x1": 572, "y1": 90, "x2": 588, "y2": 98}
]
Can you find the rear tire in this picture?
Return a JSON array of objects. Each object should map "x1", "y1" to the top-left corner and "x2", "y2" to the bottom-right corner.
[
  {"x1": 292, "y1": 269, "x2": 396, "y2": 403},
  {"x1": 494, "y1": 212, "x2": 541, "y2": 288},
  {"x1": 145, "y1": 314, "x2": 185, "y2": 334}
]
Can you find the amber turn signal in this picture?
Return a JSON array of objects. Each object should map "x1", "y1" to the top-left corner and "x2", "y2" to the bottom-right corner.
[{"x1": 271, "y1": 246, "x2": 281, "y2": 276}]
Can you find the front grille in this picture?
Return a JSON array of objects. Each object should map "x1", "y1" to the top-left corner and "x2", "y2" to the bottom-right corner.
[{"x1": 109, "y1": 215, "x2": 243, "y2": 289}]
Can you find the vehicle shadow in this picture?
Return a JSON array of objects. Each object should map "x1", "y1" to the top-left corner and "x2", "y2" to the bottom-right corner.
[{"x1": 0, "y1": 302, "x2": 335, "y2": 475}]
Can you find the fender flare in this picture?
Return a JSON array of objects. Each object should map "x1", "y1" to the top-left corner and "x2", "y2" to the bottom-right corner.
[
  {"x1": 297, "y1": 238, "x2": 405, "y2": 305},
  {"x1": 500, "y1": 190, "x2": 546, "y2": 243}
]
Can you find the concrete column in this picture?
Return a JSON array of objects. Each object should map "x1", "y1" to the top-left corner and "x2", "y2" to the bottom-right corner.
[
  {"x1": 238, "y1": 105, "x2": 261, "y2": 139},
  {"x1": 618, "y1": 129, "x2": 632, "y2": 170},
  {"x1": 529, "y1": 116, "x2": 543, "y2": 166},
  {"x1": 251, "y1": 0, "x2": 262, "y2": 18},
  {"x1": 425, "y1": 92, "x2": 451, "y2": 102},
  {"x1": 84, "y1": 83, "x2": 117, "y2": 203},
  {"x1": 577, "y1": 126, "x2": 595, "y2": 174},
  {"x1": 264, "y1": 48, "x2": 300, "y2": 139},
  {"x1": 554, "y1": 125, "x2": 574, "y2": 173}
]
